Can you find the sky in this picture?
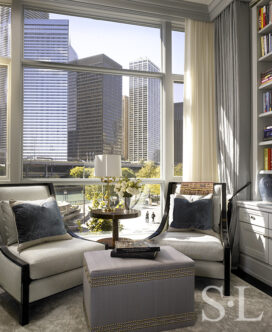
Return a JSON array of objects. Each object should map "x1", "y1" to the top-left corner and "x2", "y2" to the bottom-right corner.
[{"x1": 51, "y1": 13, "x2": 184, "y2": 102}]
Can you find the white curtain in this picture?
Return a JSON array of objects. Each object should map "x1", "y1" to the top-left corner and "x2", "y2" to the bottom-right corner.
[{"x1": 183, "y1": 19, "x2": 218, "y2": 182}]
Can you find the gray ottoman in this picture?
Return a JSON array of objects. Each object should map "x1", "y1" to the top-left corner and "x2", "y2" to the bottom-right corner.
[{"x1": 83, "y1": 246, "x2": 195, "y2": 332}]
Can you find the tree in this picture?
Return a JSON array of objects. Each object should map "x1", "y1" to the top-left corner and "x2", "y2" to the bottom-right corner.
[
  {"x1": 136, "y1": 161, "x2": 160, "y2": 196},
  {"x1": 121, "y1": 167, "x2": 135, "y2": 178},
  {"x1": 69, "y1": 166, "x2": 94, "y2": 178},
  {"x1": 174, "y1": 163, "x2": 182, "y2": 177}
]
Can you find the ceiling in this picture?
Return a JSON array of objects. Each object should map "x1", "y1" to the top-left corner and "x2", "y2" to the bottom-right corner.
[{"x1": 184, "y1": 0, "x2": 213, "y2": 4}]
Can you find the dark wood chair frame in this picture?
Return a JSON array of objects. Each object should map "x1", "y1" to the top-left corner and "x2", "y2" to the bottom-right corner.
[
  {"x1": 0, "y1": 183, "x2": 105, "y2": 325},
  {"x1": 148, "y1": 182, "x2": 231, "y2": 296}
]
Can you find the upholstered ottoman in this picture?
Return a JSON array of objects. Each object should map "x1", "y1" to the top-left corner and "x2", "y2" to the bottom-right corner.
[{"x1": 83, "y1": 246, "x2": 195, "y2": 332}]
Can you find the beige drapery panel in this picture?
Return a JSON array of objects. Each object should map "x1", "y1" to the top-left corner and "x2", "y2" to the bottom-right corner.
[{"x1": 183, "y1": 19, "x2": 218, "y2": 182}]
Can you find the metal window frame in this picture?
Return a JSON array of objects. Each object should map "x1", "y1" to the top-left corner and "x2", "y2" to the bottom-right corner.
[{"x1": 5, "y1": 0, "x2": 185, "y2": 218}]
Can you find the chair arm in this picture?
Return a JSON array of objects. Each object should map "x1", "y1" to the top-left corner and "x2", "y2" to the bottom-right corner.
[
  {"x1": 0, "y1": 246, "x2": 29, "y2": 269},
  {"x1": 148, "y1": 212, "x2": 168, "y2": 239},
  {"x1": 67, "y1": 230, "x2": 106, "y2": 248}
]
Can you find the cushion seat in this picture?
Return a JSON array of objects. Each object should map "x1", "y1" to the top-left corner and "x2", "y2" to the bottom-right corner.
[
  {"x1": 8, "y1": 238, "x2": 104, "y2": 280},
  {"x1": 151, "y1": 231, "x2": 224, "y2": 262}
]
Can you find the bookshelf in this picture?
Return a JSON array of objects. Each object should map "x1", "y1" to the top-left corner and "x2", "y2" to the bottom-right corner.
[{"x1": 252, "y1": 1, "x2": 272, "y2": 199}]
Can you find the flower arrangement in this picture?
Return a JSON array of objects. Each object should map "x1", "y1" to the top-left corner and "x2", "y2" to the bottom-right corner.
[{"x1": 114, "y1": 177, "x2": 142, "y2": 198}]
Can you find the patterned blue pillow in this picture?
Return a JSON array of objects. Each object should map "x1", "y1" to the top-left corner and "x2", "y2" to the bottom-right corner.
[
  {"x1": 11, "y1": 198, "x2": 71, "y2": 252},
  {"x1": 170, "y1": 197, "x2": 213, "y2": 230}
]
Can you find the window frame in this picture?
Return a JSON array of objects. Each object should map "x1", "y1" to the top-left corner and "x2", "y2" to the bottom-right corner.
[
  {"x1": 4, "y1": 0, "x2": 185, "y2": 219},
  {"x1": 0, "y1": 57, "x2": 11, "y2": 181}
]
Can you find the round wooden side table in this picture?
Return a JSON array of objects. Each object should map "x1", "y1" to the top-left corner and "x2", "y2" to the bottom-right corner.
[{"x1": 90, "y1": 209, "x2": 141, "y2": 248}]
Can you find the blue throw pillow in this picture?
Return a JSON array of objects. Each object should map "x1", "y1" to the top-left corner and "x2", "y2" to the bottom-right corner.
[
  {"x1": 170, "y1": 197, "x2": 213, "y2": 230},
  {"x1": 11, "y1": 198, "x2": 71, "y2": 252}
]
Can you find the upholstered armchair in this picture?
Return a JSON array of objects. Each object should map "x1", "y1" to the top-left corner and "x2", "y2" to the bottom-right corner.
[
  {"x1": 149, "y1": 182, "x2": 230, "y2": 296},
  {"x1": 0, "y1": 183, "x2": 105, "y2": 325}
]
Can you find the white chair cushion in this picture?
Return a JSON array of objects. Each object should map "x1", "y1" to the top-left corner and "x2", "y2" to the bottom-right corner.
[
  {"x1": 8, "y1": 237, "x2": 105, "y2": 280},
  {"x1": 152, "y1": 231, "x2": 224, "y2": 262}
]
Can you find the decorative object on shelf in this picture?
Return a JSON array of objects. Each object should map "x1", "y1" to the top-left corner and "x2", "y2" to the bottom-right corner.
[
  {"x1": 94, "y1": 154, "x2": 121, "y2": 211},
  {"x1": 258, "y1": 174, "x2": 272, "y2": 201},
  {"x1": 264, "y1": 125, "x2": 272, "y2": 140},
  {"x1": 114, "y1": 177, "x2": 142, "y2": 212}
]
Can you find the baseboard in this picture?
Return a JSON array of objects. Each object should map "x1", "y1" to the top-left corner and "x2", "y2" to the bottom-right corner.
[{"x1": 233, "y1": 269, "x2": 272, "y2": 297}]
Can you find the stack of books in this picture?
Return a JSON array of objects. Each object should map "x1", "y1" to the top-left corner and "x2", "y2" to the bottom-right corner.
[
  {"x1": 111, "y1": 247, "x2": 160, "y2": 259},
  {"x1": 261, "y1": 33, "x2": 272, "y2": 57},
  {"x1": 258, "y1": 2, "x2": 272, "y2": 30},
  {"x1": 261, "y1": 68, "x2": 272, "y2": 85},
  {"x1": 263, "y1": 91, "x2": 272, "y2": 112},
  {"x1": 264, "y1": 147, "x2": 272, "y2": 170}
]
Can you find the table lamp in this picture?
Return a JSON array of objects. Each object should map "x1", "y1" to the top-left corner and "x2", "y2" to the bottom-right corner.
[{"x1": 94, "y1": 154, "x2": 122, "y2": 211}]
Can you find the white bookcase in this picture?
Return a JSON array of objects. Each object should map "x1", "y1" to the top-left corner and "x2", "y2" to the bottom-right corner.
[{"x1": 252, "y1": 1, "x2": 272, "y2": 199}]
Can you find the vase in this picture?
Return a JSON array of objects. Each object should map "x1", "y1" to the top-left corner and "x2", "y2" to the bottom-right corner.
[
  {"x1": 258, "y1": 174, "x2": 272, "y2": 201},
  {"x1": 124, "y1": 196, "x2": 131, "y2": 212}
]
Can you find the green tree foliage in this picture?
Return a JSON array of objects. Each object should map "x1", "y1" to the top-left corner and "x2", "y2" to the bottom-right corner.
[
  {"x1": 69, "y1": 166, "x2": 94, "y2": 178},
  {"x1": 122, "y1": 167, "x2": 136, "y2": 178},
  {"x1": 136, "y1": 161, "x2": 160, "y2": 196},
  {"x1": 174, "y1": 163, "x2": 183, "y2": 177}
]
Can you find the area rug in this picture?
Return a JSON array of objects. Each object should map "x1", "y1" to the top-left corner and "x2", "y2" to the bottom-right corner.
[{"x1": 0, "y1": 274, "x2": 271, "y2": 332}]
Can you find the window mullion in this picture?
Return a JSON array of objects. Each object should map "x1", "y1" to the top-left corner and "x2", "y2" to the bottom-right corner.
[{"x1": 9, "y1": 0, "x2": 23, "y2": 182}]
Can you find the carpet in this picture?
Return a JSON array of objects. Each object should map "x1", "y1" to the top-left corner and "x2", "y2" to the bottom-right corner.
[{"x1": 0, "y1": 274, "x2": 271, "y2": 332}]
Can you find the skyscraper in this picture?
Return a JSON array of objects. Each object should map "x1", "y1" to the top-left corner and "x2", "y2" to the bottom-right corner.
[
  {"x1": 68, "y1": 54, "x2": 122, "y2": 161},
  {"x1": 23, "y1": 12, "x2": 71, "y2": 161},
  {"x1": 128, "y1": 59, "x2": 160, "y2": 162},
  {"x1": 122, "y1": 96, "x2": 129, "y2": 160},
  {"x1": 0, "y1": 6, "x2": 10, "y2": 169},
  {"x1": 174, "y1": 102, "x2": 183, "y2": 164}
]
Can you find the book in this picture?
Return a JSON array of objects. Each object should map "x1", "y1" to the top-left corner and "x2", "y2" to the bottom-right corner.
[
  {"x1": 111, "y1": 247, "x2": 160, "y2": 259},
  {"x1": 270, "y1": 1, "x2": 272, "y2": 24},
  {"x1": 264, "y1": 148, "x2": 269, "y2": 170}
]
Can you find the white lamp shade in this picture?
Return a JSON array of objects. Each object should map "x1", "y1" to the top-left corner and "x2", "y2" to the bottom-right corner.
[{"x1": 94, "y1": 154, "x2": 121, "y2": 177}]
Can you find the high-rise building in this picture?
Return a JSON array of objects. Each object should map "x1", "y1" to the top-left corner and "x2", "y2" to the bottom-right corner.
[
  {"x1": 0, "y1": 6, "x2": 10, "y2": 168},
  {"x1": 128, "y1": 59, "x2": 160, "y2": 162},
  {"x1": 174, "y1": 102, "x2": 183, "y2": 164},
  {"x1": 68, "y1": 54, "x2": 122, "y2": 161},
  {"x1": 0, "y1": 66, "x2": 7, "y2": 169},
  {"x1": 23, "y1": 12, "x2": 71, "y2": 161},
  {"x1": 122, "y1": 96, "x2": 129, "y2": 160}
]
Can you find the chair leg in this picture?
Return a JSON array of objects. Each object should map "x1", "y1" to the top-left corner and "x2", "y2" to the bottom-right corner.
[
  {"x1": 19, "y1": 302, "x2": 29, "y2": 326},
  {"x1": 20, "y1": 265, "x2": 30, "y2": 325},
  {"x1": 224, "y1": 246, "x2": 231, "y2": 296}
]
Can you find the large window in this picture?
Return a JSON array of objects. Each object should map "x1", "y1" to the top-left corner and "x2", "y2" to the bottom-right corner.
[
  {"x1": 2, "y1": 3, "x2": 185, "y2": 239},
  {"x1": 0, "y1": 5, "x2": 11, "y2": 178},
  {"x1": 23, "y1": 10, "x2": 161, "y2": 179}
]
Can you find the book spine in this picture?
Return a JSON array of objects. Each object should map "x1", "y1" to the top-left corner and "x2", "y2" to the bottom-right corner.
[
  {"x1": 264, "y1": 148, "x2": 269, "y2": 170},
  {"x1": 270, "y1": 1, "x2": 272, "y2": 24},
  {"x1": 261, "y1": 7, "x2": 264, "y2": 29},
  {"x1": 261, "y1": 36, "x2": 264, "y2": 56},
  {"x1": 268, "y1": 148, "x2": 271, "y2": 170}
]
